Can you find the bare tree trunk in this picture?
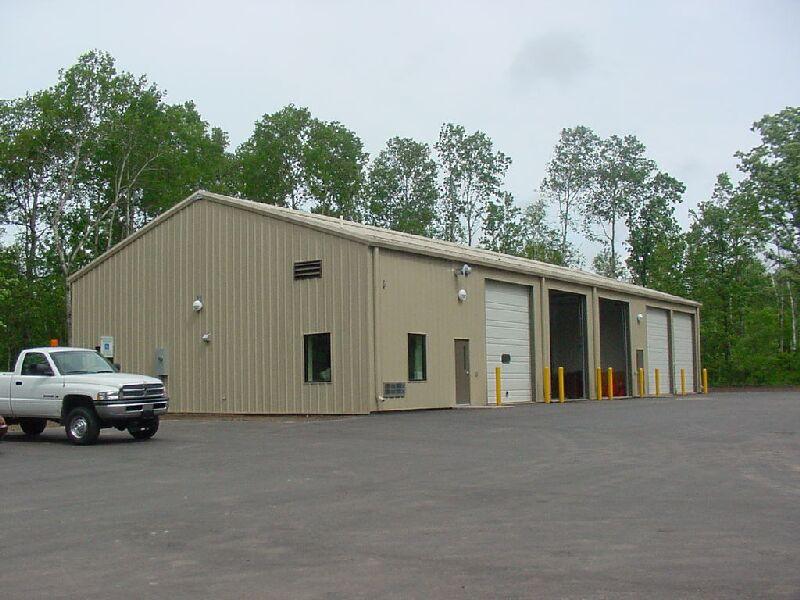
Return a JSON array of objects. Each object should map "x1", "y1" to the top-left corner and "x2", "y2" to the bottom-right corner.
[
  {"x1": 560, "y1": 182, "x2": 571, "y2": 259},
  {"x1": 107, "y1": 205, "x2": 117, "y2": 250},
  {"x1": 65, "y1": 284, "x2": 72, "y2": 345},
  {"x1": 610, "y1": 210, "x2": 617, "y2": 278},
  {"x1": 773, "y1": 275, "x2": 785, "y2": 353},
  {"x1": 725, "y1": 295, "x2": 733, "y2": 367},
  {"x1": 788, "y1": 279, "x2": 798, "y2": 353},
  {"x1": 25, "y1": 195, "x2": 39, "y2": 281}
]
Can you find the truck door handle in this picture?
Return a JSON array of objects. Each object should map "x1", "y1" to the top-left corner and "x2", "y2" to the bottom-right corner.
[{"x1": 15, "y1": 381, "x2": 22, "y2": 386}]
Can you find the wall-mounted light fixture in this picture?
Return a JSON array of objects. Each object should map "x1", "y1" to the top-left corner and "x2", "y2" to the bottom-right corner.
[
  {"x1": 453, "y1": 263, "x2": 472, "y2": 278},
  {"x1": 201, "y1": 333, "x2": 211, "y2": 343},
  {"x1": 192, "y1": 296, "x2": 204, "y2": 312},
  {"x1": 637, "y1": 313, "x2": 644, "y2": 323},
  {"x1": 457, "y1": 289, "x2": 468, "y2": 303}
]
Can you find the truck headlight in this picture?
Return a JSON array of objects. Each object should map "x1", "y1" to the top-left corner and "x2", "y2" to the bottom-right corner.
[{"x1": 96, "y1": 390, "x2": 121, "y2": 402}]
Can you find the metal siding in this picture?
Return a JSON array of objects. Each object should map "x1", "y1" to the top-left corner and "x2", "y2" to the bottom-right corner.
[
  {"x1": 646, "y1": 308, "x2": 670, "y2": 394},
  {"x1": 672, "y1": 312, "x2": 696, "y2": 392},
  {"x1": 70, "y1": 199, "x2": 372, "y2": 414},
  {"x1": 70, "y1": 195, "x2": 702, "y2": 415},
  {"x1": 375, "y1": 250, "x2": 485, "y2": 410},
  {"x1": 485, "y1": 281, "x2": 532, "y2": 404}
]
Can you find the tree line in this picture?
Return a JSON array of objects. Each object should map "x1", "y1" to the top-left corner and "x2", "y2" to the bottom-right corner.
[{"x1": 1, "y1": 51, "x2": 798, "y2": 385}]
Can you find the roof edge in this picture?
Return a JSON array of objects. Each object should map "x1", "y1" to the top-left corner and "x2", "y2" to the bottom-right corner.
[
  {"x1": 67, "y1": 190, "x2": 204, "y2": 284},
  {"x1": 196, "y1": 191, "x2": 699, "y2": 308},
  {"x1": 69, "y1": 189, "x2": 700, "y2": 308}
]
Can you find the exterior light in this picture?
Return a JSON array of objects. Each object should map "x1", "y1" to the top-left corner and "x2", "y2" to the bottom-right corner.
[
  {"x1": 201, "y1": 333, "x2": 211, "y2": 343},
  {"x1": 457, "y1": 289, "x2": 468, "y2": 302},
  {"x1": 460, "y1": 264, "x2": 472, "y2": 277},
  {"x1": 193, "y1": 297, "x2": 204, "y2": 312},
  {"x1": 637, "y1": 313, "x2": 644, "y2": 323}
]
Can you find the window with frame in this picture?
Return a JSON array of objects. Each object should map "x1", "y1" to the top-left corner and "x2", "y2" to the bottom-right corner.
[
  {"x1": 407, "y1": 333, "x2": 427, "y2": 381},
  {"x1": 21, "y1": 352, "x2": 51, "y2": 376},
  {"x1": 304, "y1": 333, "x2": 332, "y2": 383}
]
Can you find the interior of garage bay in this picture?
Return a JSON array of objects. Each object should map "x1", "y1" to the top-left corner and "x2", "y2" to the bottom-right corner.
[
  {"x1": 548, "y1": 290, "x2": 588, "y2": 399},
  {"x1": 599, "y1": 298, "x2": 631, "y2": 397}
]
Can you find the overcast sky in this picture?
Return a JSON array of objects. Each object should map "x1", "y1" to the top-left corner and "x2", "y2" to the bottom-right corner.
[{"x1": 2, "y1": 0, "x2": 799, "y2": 255}]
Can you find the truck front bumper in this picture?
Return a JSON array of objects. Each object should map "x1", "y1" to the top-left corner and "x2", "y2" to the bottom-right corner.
[{"x1": 95, "y1": 399, "x2": 169, "y2": 421}]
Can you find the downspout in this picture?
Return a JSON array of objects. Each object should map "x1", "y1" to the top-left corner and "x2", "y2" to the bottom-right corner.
[
  {"x1": 371, "y1": 246, "x2": 382, "y2": 410},
  {"x1": 695, "y1": 306, "x2": 702, "y2": 392}
]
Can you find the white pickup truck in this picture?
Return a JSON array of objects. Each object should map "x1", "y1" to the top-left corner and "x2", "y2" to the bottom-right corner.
[{"x1": 0, "y1": 347, "x2": 168, "y2": 445}]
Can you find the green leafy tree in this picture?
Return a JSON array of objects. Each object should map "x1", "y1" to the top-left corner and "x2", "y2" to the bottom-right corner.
[
  {"x1": 481, "y1": 192, "x2": 525, "y2": 256},
  {"x1": 435, "y1": 124, "x2": 510, "y2": 245},
  {"x1": 0, "y1": 91, "x2": 52, "y2": 280},
  {"x1": 305, "y1": 119, "x2": 367, "y2": 220},
  {"x1": 592, "y1": 248, "x2": 624, "y2": 279},
  {"x1": 684, "y1": 174, "x2": 771, "y2": 383},
  {"x1": 520, "y1": 199, "x2": 578, "y2": 265},
  {"x1": 584, "y1": 134, "x2": 655, "y2": 278},
  {"x1": 235, "y1": 105, "x2": 314, "y2": 209},
  {"x1": 236, "y1": 106, "x2": 366, "y2": 220},
  {"x1": 0, "y1": 244, "x2": 65, "y2": 369},
  {"x1": 130, "y1": 101, "x2": 231, "y2": 226},
  {"x1": 737, "y1": 107, "x2": 800, "y2": 277},
  {"x1": 771, "y1": 267, "x2": 799, "y2": 354},
  {"x1": 1, "y1": 50, "x2": 231, "y2": 340},
  {"x1": 625, "y1": 172, "x2": 686, "y2": 294},
  {"x1": 367, "y1": 137, "x2": 438, "y2": 235},
  {"x1": 540, "y1": 125, "x2": 599, "y2": 260}
]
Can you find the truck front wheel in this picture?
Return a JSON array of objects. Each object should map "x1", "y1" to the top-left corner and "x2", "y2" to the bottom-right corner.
[
  {"x1": 128, "y1": 418, "x2": 159, "y2": 441},
  {"x1": 65, "y1": 407, "x2": 100, "y2": 445},
  {"x1": 19, "y1": 418, "x2": 47, "y2": 436}
]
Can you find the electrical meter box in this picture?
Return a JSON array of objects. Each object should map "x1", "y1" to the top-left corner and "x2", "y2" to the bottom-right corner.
[{"x1": 154, "y1": 347, "x2": 169, "y2": 376}]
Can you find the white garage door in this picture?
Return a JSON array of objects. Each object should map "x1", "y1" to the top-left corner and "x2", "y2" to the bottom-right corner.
[
  {"x1": 485, "y1": 280, "x2": 532, "y2": 404},
  {"x1": 672, "y1": 312, "x2": 696, "y2": 392},
  {"x1": 646, "y1": 308, "x2": 670, "y2": 394}
]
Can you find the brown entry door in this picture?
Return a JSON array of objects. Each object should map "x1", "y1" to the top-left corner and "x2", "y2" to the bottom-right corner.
[{"x1": 454, "y1": 339, "x2": 471, "y2": 405}]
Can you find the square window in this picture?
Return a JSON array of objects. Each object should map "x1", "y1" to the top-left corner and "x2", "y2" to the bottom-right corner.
[
  {"x1": 304, "y1": 333, "x2": 331, "y2": 383},
  {"x1": 407, "y1": 333, "x2": 427, "y2": 381}
]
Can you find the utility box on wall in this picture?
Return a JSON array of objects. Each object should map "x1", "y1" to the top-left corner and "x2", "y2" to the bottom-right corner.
[{"x1": 154, "y1": 347, "x2": 169, "y2": 376}]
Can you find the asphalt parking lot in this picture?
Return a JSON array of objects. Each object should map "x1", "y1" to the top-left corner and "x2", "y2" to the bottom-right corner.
[{"x1": 1, "y1": 392, "x2": 798, "y2": 599}]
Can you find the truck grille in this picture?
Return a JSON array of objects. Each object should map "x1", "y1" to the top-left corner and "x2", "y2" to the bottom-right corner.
[{"x1": 121, "y1": 383, "x2": 166, "y2": 400}]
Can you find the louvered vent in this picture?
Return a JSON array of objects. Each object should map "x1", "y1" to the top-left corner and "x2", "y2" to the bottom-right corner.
[
  {"x1": 293, "y1": 259, "x2": 322, "y2": 280},
  {"x1": 383, "y1": 382, "x2": 406, "y2": 399}
]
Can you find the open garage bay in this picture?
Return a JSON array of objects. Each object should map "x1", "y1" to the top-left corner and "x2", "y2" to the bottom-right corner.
[{"x1": 1, "y1": 392, "x2": 799, "y2": 599}]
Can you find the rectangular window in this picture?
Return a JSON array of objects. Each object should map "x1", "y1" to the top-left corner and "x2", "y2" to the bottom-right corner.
[
  {"x1": 407, "y1": 333, "x2": 427, "y2": 381},
  {"x1": 304, "y1": 333, "x2": 331, "y2": 383}
]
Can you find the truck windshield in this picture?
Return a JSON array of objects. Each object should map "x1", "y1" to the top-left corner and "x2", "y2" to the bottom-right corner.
[{"x1": 50, "y1": 351, "x2": 116, "y2": 375}]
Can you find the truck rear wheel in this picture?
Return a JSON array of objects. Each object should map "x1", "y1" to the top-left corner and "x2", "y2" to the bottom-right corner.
[
  {"x1": 128, "y1": 418, "x2": 159, "y2": 441},
  {"x1": 65, "y1": 407, "x2": 100, "y2": 445},
  {"x1": 19, "y1": 418, "x2": 47, "y2": 436}
]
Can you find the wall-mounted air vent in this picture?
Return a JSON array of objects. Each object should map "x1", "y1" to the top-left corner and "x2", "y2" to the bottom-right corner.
[
  {"x1": 383, "y1": 382, "x2": 406, "y2": 399},
  {"x1": 294, "y1": 259, "x2": 322, "y2": 280}
]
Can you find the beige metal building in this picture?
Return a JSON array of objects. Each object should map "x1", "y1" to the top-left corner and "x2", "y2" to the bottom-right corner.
[{"x1": 69, "y1": 190, "x2": 701, "y2": 415}]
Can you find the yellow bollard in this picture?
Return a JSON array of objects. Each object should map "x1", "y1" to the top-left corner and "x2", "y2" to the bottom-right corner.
[
  {"x1": 595, "y1": 367, "x2": 603, "y2": 400},
  {"x1": 558, "y1": 366, "x2": 565, "y2": 403},
  {"x1": 495, "y1": 366, "x2": 502, "y2": 406},
  {"x1": 543, "y1": 367, "x2": 551, "y2": 404},
  {"x1": 702, "y1": 368, "x2": 708, "y2": 394},
  {"x1": 607, "y1": 367, "x2": 614, "y2": 400},
  {"x1": 680, "y1": 368, "x2": 686, "y2": 395},
  {"x1": 654, "y1": 368, "x2": 660, "y2": 397},
  {"x1": 638, "y1": 368, "x2": 645, "y2": 398}
]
